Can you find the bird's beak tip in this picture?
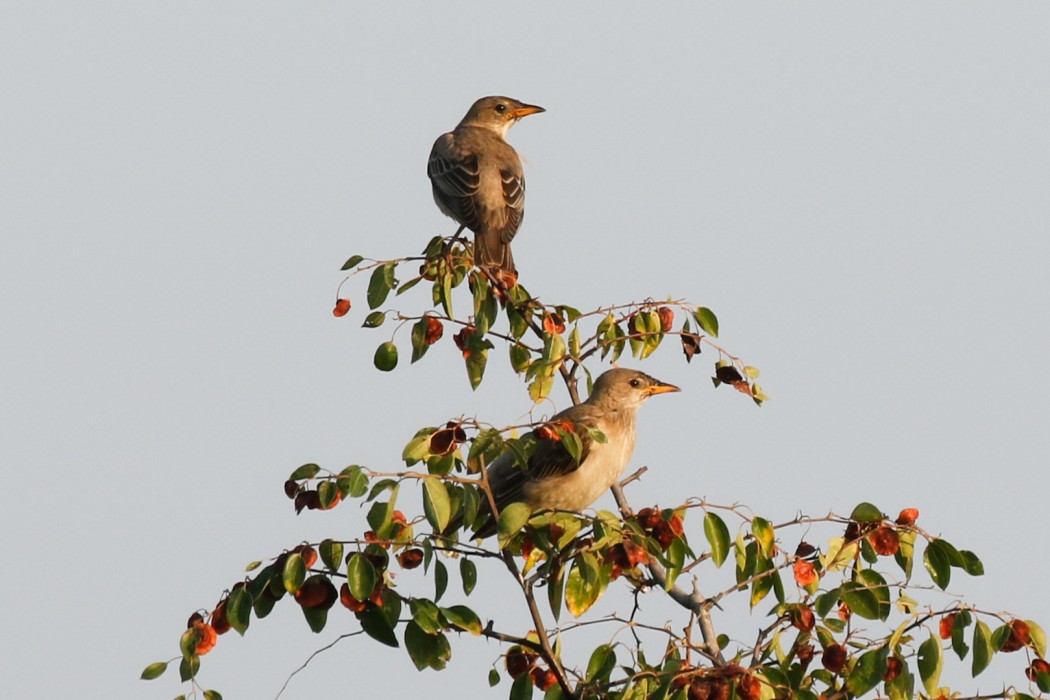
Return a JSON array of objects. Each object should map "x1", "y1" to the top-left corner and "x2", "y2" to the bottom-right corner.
[
  {"x1": 647, "y1": 383, "x2": 681, "y2": 396},
  {"x1": 512, "y1": 105, "x2": 545, "y2": 119}
]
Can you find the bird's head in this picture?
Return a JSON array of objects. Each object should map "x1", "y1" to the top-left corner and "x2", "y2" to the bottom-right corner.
[
  {"x1": 458, "y1": 96, "x2": 545, "y2": 139},
  {"x1": 588, "y1": 368, "x2": 680, "y2": 412}
]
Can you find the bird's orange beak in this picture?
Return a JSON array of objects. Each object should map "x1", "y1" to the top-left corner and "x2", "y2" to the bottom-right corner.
[
  {"x1": 511, "y1": 104, "x2": 545, "y2": 119},
  {"x1": 645, "y1": 382, "x2": 680, "y2": 396}
]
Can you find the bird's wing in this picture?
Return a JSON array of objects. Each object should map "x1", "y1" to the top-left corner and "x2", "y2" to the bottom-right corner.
[
  {"x1": 487, "y1": 411, "x2": 596, "y2": 510},
  {"x1": 427, "y1": 134, "x2": 482, "y2": 231},
  {"x1": 498, "y1": 167, "x2": 525, "y2": 244}
]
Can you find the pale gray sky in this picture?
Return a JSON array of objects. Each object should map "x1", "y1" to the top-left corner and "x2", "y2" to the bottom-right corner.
[{"x1": 3, "y1": 3, "x2": 1049, "y2": 698}]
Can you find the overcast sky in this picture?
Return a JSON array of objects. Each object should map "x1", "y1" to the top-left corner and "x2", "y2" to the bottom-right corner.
[{"x1": 3, "y1": 3, "x2": 1049, "y2": 698}]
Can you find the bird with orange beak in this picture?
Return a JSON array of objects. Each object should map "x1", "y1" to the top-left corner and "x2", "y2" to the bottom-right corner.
[
  {"x1": 473, "y1": 368, "x2": 680, "y2": 537},
  {"x1": 427, "y1": 96, "x2": 544, "y2": 283}
]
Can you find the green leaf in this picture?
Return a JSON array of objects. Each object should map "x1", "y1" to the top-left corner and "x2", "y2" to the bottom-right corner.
[
  {"x1": 319, "y1": 539, "x2": 343, "y2": 573},
  {"x1": 548, "y1": 562, "x2": 565, "y2": 622},
  {"x1": 509, "y1": 343, "x2": 532, "y2": 373},
  {"x1": 438, "y1": 267, "x2": 454, "y2": 318},
  {"x1": 283, "y1": 552, "x2": 306, "y2": 594},
  {"x1": 396, "y1": 275, "x2": 422, "y2": 295},
  {"x1": 410, "y1": 317, "x2": 431, "y2": 363},
  {"x1": 895, "y1": 529, "x2": 915, "y2": 580},
  {"x1": 857, "y1": 569, "x2": 891, "y2": 620},
  {"x1": 366, "y1": 262, "x2": 396, "y2": 309},
  {"x1": 410, "y1": 598, "x2": 443, "y2": 633},
  {"x1": 460, "y1": 557, "x2": 477, "y2": 596},
  {"x1": 971, "y1": 619, "x2": 993, "y2": 676},
  {"x1": 749, "y1": 556, "x2": 774, "y2": 608},
  {"x1": 203, "y1": 690, "x2": 223, "y2": 700},
  {"x1": 959, "y1": 550, "x2": 984, "y2": 576},
  {"x1": 346, "y1": 553, "x2": 377, "y2": 602},
  {"x1": 565, "y1": 554, "x2": 605, "y2": 617},
  {"x1": 358, "y1": 605, "x2": 399, "y2": 648},
  {"x1": 362, "y1": 310, "x2": 386, "y2": 328},
  {"x1": 422, "y1": 478, "x2": 452, "y2": 532},
  {"x1": 337, "y1": 465, "x2": 369, "y2": 498},
  {"x1": 140, "y1": 661, "x2": 168, "y2": 680},
  {"x1": 226, "y1": 585, "x2": 251, "y2": 635},
  {"x1": 510, "y1": 672, "x2": 532, "y2": 700},
  {"x1": 665, "y1": 536, "x2": 686, "y2": 591},
  {"x1": 404, "y1": 621, "x2": 451, "y2": 671},
  {"x1": 846, "y1": 647, "x2": 888, "y2": 697},
  {"x1": 178, "y1": 655, "x2": 199, "y2": 683},
  {"x1": 917, "y1": 633, "x2": 943, "y2": 695},
  {"x1": 289, "y1": 463, "x2": 320, "y2": 480},
  {"x1": 703, "y1": 512, "x2": 730, "y2": 567},
  {"x1": 951, "y1": 609, "x2": 972, "y2": 659},
  {"x1": 924, "y1": 540, "x2": 951, "y2": 589},
  {"x1": 441, "y1": 605, "x2": 482, "y2": 635},
  {"x1": 586, "y1": 644, "x2": 616, "y2": 683},
  {"x1": 752, "y1": 516, "x2": 774, "y2": 557},
  {"x1": 497, "y1": 502, "x2": 532, "y2": 546},
  {"x1": 341, "y1": 254, "x2": 364, "y2": 270},
  {"x1": 841, "y1": 581, "x2": 880, "y2": 621},
  {"x1": 489, "y1": 668, "x2": 501, "y2": 687},
  {"x1": 301, "y1": 602, "x2": 329, "y2": 633},
  {"x1": 434, "y1": 559, "x2": 448, "y2": 602},
  {"x1": 693, "y1": 307, "x2": 719, "y2": 337},
  {"x1": 373, "y1": 341, "x2": 398, "y2": 372},
  {"x1": 849, "y1": 502, "x2": 883, "y2": 523},
  {"x1": 464, "y1": 339, "x2": 491, "y2": 390},
  {"x1": 1029, "y1": 620, "x2": 1047, "y2": 658},
  {"x1": 887, "y1": 661, "x2": 915, "y2": 700}
]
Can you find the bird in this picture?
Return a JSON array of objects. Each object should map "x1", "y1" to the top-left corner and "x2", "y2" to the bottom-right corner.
[
  {"x1": 471, "y1": 368, "x2": 680, "y2": 537},
  {"x1": 427, "y1": 96, "x2": 544, "y2": 283}
]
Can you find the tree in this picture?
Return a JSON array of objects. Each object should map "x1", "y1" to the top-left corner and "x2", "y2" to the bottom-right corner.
[{"x1": 144, "y1": 237, "x2": 1048, "y2": 700}]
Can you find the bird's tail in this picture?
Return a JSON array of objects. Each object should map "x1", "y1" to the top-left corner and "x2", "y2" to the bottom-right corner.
[{"x1": 474, "y1": 230, "x2": 517, "y2": 281}]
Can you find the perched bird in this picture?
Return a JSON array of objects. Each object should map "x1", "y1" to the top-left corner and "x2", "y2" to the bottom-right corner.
[
  {"x1": 427, "y1": 96, "x2": 544, "y2": 281},
  {"x1": 473, "y1": 368, "x2": 680, "y2": 537}
]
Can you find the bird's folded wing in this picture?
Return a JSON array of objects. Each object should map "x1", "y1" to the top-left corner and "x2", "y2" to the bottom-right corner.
[
  {"x1": 498, "y1": 168, "x2": 525, "y2": 243},
  {"x1": 489, "y1": 420, "x2": 595, "y2": 508},
  {"x1": 428, "y1": 136, "x2": 482, "y2": 230}
]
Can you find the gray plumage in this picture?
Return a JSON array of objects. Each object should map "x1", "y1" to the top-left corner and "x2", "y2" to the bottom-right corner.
[{"x1": 427, "y1": 96, "x2": 544, "y2": 278}]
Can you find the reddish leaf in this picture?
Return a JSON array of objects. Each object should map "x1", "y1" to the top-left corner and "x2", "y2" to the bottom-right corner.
[
  {"x1": 1027, "y1": 659, "x2": 1050, "y2": 681},
  {"x1": 397, "y1": 548, "x2": 424, "y2": 570},
  {"x1": 791, "y1": 606, "x2": 815, "y2": 631},
  {"x1": 283, "y1": 480, "x2": 299, "y2": 499},
  {"x1": 332, "y1": 298, "x2": 351, "y2": 317},
  {"x1": 424, "y1": 316, "x2": 444, "y2": 345},
  {"x1": 452, "y1": 326, "x2": 475, "y2": 358},
  {"x1": 505, "y1": 647, "x2": 538, "y2": 679},
  {"x1": 294, "y1": 576, "x2": 338, "y2": 609},
  {"x1": 736, "y1": 674, "x2": 762, "y2": 700},
  {"x1": 715, "y1": 365, "x2": 744, "y2": 383},
  {"x1": 192, "y1": 621, "x2": 217, "y2": 655},
  {"x1": 210, "y1": 600, "x2": 230, "y2": 635},
  {"x1": 681, "y1": 332, "x2": 702, "y2": 362},
  {"x1": 656, "y1": 306, "x2": 675, "y2": 331},
  {"x1": 869, "y1": 526, "x2": 900, "y2": 556},
  {"x1": 542, "y1": 312, "x2": 566, "y2": 335},
  {"x1": 1001, "y1": 619, "x2": 1031, "y2": 652},
  {"x1": 939, "y1": 612, "x2": 958, "y2": 640},
  {"x1": 821, "y1": 644, "x2": 848, "y2": 673},
  {"x1": 793, "y1": 559, "x2": 817, "y2": 587},
  {"x1": 896, "y1": 508, "x2": 920, "y2": 526},
  {"x1": 883, "y1": 656, "x2": 903, "y2": 682}
]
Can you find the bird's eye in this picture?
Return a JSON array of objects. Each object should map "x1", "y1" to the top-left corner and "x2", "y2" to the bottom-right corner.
[
  {"x1": 629, "y1": 379, "x2": 641, "y2": 388},
  {"x1": 495, "y1": 103, "x2": 507, "y2": 113}
]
